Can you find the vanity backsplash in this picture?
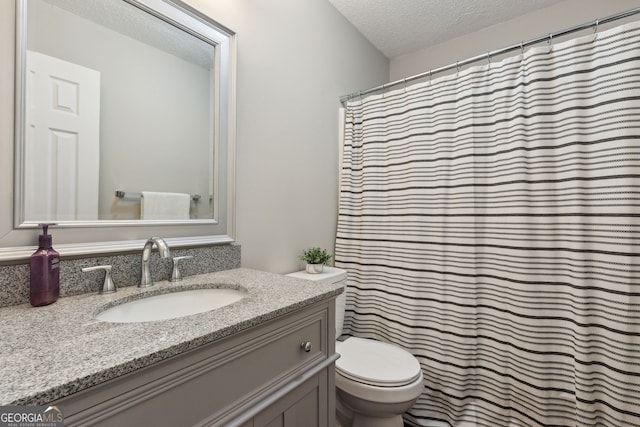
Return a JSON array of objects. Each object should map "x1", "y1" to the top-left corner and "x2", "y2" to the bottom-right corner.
[{"x1": 0, "y1": 244, "x2": 241, "y2": 308}]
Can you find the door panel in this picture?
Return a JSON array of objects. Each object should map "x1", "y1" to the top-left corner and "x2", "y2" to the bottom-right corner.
[{"x1": 24, "y1": 50, "x2": 100, "y2": 221}]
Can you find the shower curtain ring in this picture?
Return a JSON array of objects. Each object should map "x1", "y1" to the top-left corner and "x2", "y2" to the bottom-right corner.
[
  {"x1": 486, "y1": 52, "x2": 491, "y2": 64},
  {"x1": 456, "y1": 61, "x2": 460, "y2": 75},
  {"x1": 547, "y1": 33, "x2": 553, "y2": 51},
  {"x1": 593, "y1": 19, "x2": 599, "y2": 40}
]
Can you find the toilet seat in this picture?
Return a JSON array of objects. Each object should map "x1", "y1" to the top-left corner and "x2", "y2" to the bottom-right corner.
[
  {"x1": 336, "y1": 337, "x2": 421, "y2": 387},
  {"x1": 285, "y1": 268, "x2": 424, "y2": 423}
]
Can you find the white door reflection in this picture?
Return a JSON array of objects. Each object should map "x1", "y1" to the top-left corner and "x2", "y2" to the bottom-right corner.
[{"x1": 25, "y1": 50, "x2": 100, "y2": 221}]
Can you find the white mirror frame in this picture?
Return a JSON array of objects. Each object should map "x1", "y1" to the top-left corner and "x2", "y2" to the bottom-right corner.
[{"x1": 1, "y1": 0, "x2": 236, "y2": 261}]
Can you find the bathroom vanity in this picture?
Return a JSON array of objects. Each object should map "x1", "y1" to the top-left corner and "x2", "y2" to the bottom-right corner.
[{"x1": 0, "y1": 269, "x2": 341, "y2": 426}]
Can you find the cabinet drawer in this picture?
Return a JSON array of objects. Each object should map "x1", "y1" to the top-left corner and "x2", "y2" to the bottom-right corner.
[
  {"x1": 57, "y1": 301, "x2": 331, "y2": 427},
  {"x1": 213, "y1": 309, "x2": 326, "y2": 410}
]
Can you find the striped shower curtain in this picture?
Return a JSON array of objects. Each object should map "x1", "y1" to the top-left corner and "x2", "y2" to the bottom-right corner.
[{"x1": 335, "y1": 21, "x2": 640, "y2": 427}]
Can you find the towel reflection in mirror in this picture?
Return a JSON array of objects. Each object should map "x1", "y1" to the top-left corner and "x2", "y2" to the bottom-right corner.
[{"x1": 140, "y1": 191, "x2": 191, "y2": 220}]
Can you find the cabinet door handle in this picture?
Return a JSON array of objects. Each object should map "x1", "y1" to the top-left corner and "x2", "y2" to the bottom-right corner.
[{"x1": 300, "y1": 341, "x2": 312, "y2": 352}]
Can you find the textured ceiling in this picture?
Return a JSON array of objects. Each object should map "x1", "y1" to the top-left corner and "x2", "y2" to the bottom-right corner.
[
  {"x1": 42, "y1": 0, "x2": 213, "y2": 68},
  {"x1": 327, "y1": 0, "x2": 566, "y2": 58}
]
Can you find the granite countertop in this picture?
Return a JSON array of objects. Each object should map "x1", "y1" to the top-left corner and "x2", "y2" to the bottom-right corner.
[{"x1": 0, "y1": 268, "x2": 342, "y2": 406}]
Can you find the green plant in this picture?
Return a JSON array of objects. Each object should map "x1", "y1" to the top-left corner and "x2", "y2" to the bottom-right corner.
[{"x1": 299, "y1": 247, "x2": 332, "y2": 265}]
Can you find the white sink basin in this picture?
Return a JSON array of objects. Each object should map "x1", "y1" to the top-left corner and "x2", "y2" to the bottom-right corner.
[{"x1": 95, "y1": 288, "x2": 247, "y2": 323}]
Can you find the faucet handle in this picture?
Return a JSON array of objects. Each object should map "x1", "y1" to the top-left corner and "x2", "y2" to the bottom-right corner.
[
  {"x1": 82, "y1": 265, "x2": 117, "y2": 294},
  {"x1": 171, "y1": 256, "x2": 193, "y2": 282}
]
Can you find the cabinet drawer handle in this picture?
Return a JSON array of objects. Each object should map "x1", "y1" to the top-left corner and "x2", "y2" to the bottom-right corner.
[{"x1": 300, "y1": 341, "x2": 312, "y2": 352}]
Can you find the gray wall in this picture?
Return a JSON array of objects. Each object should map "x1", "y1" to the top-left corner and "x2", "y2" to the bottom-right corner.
[
  {"x1": 391, "y1": 0, "x2": 640, "y2": 80},
  {"x1": 182, "y1": 0, "x2": 390, "y2": 273}
]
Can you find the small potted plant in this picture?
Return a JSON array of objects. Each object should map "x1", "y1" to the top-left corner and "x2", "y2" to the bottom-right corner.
[{"x1": 300, "y1": 247, "x2": 332, "y2": 274}]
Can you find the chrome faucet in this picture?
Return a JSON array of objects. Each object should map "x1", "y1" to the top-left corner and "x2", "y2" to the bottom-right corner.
[{"x1": 140, "y1": 237, "x2": 171, "y2": 287}]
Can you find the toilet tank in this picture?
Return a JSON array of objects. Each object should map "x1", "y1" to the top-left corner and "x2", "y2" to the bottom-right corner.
[{"x1": 286, "y1": 267, "x2": 347, "y2": 340}]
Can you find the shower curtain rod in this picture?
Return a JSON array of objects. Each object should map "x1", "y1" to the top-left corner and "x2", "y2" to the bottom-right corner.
[{"x1": 339, "y1": 6, "x2": 640, "y2": 104}]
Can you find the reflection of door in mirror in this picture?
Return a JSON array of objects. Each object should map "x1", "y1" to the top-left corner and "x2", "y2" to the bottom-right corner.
[
  {"x1": 3, "y1": 0, "x2": 235, "y2": 257},
  {"x1": 22, "y1": 0, "x2": 217, "y2": 222},
  {"x1": 24, "y1": 50, "x2": 100, "y2": 221}
]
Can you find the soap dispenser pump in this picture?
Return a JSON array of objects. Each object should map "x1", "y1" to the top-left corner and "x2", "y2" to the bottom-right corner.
[{"x1": 30, "y1": 223, "x2": 60, "y2": 307}]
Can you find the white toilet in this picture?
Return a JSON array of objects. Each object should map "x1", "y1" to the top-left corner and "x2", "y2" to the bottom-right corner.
[{"x1": 287, "y1": 267, "x2": 423, "y2": 427}]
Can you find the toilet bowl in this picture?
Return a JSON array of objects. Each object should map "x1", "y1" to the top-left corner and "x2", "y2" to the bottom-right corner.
[
  {"x1": 335, "y1": 337, "x2": 423, "y2": 427},
  {"x1": 286, "y1": 267, "x2": 423, "y2": 427}
]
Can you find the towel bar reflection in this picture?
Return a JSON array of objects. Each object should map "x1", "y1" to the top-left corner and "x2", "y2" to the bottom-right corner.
[{"x1": 115, "y1": 190, "x2": 201, "y2": 202}]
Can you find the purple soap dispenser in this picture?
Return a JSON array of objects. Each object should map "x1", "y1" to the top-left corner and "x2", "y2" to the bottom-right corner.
[{"x1": 30, "y1": 223, "x2": 60, "y2": 307}]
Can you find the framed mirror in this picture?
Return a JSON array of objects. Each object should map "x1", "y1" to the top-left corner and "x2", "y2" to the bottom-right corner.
[{"x1": 0, "y1": 0, "x2": 236, "y2": 260}]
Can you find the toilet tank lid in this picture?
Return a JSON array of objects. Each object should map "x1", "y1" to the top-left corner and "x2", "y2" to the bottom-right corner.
[{"x1": 286, "y1": 266, "x2": 347, "y2": 284}]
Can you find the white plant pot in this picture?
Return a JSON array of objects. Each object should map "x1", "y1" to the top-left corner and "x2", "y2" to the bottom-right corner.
[{"x1": 306, "y1": 263, "x2": 324, "y2": 274}]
